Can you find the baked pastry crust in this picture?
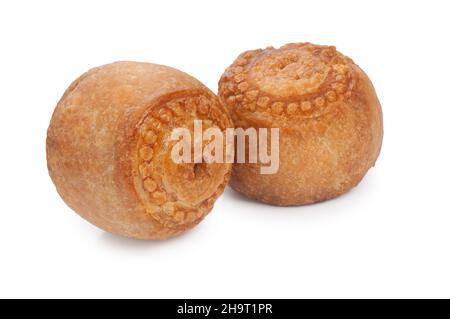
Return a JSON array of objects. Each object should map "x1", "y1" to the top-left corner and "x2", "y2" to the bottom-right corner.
[
  {"x1": 47, "y1": 62, "x2": 232, "y2": 239},
  {"x1": 218, "y1": 43, "x2": 383, "y2": 206}
]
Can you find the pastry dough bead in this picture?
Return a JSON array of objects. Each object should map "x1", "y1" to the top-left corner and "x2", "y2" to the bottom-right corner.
[
  {"x1": 197, "y1": 96, "x2": 211, "y2": 115},
  {"x1": 151, "y1": 191, "x2": 167, "y2": 205},
  {"x1": 170, "y1": 102, "x2": 186, "y2": 117},
  {"x1": 242, "y1": 49, "x2": 263, "y2": 59},
  {"x1": 184, "y1": 212, "x2": 198, "y2": 223},
  {"x1": 320, "y1": 46, "x2": 337, "y2": 61},
  {"x1": 237, "y1": 81, "x2": 249, "y2": 92},
  {"x1": 314, "y1": 97, "x2": 326, "y2": 108},
  {"x1": 146, "y1": 117, "x2": 163, "y2": 131},
  {"x1": 300, "y1": 101, "x2": 312, "y2": 111},
  {"x1": 286, "y1": 102, "x2": 299, "y2": 115},
  {"x1": 271, "y1": 102, "x2": 284, "y2": 114},
  {"x1": 173, "y1": 210, "x2": 185, "y2": 222},
  {"x1": 232, "y1": 66, "x2": 244, "y2": 74},
  {"x1": 257, "y1": 96, "x2": 271, "y2": 108},
  {"x1": 143, "y1": 130, "x2": 157, "y2": 144},
  {"x1": 198, "y1": 103, "x2": 209, "y2": 114},
  {"x1": 333, "y1": 83, "x2": 347, "y2": 94},
  {"x1": 325, "y1": 90, "x2": 337, "y2": 102},
  {"x1": 235, "y1": 57, "x2": 247, "y2": 66},
  {"x1": 139, "y1": 146, "x2": 154, "y2": 161},
  {"x1": 234, "y1": 73, "x2": 246, "y2": 83},
  {"x1": 200, "y1": 197, "x2": 216, "y2": 211},
  {"x1": 219, "y1": 82, "x2": 235, "y2": 98},
  {"x1": 245, "y1": 90, "x2": 259, "y2": 101},
  {"x1": 185, "y1": 96, "x2": 199, "y2": 113},
  {"x1": 156, "y1": 108, "x2": 173, "y2": 124},
  {"x1": 143, "y1": 178, "x2": 157, "y2": 192}
]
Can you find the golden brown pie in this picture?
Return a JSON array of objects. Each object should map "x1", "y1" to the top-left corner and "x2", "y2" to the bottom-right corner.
[
  {"x1": 218, "y1": 43, "x2": 383, "y2": 206},
  {"x1": 47, "y1": 62, "x2": 232, "y2": 239}
]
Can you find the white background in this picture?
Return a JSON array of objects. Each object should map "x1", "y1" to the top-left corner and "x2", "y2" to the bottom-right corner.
[{"x1": 1, "y1": 0, "x2": 449, "y2": 298}]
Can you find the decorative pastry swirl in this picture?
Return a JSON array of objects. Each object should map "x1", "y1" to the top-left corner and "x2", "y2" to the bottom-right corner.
[
  {"x1": 219, "y1": 43, "x2": 356, "y2": 122},
  {"x1": 135, "y1": 93, "x2": 231, "y2": 229}
]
